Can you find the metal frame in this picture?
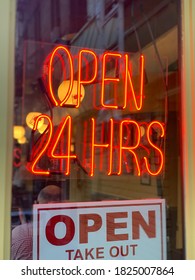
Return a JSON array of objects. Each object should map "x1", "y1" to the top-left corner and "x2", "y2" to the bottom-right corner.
[
  {"x1": 181, "y1": 0, "x2": 195, "y2": 260},
  {"x1": 0, "y1": 0, "x2": 15, "y2": 260}
]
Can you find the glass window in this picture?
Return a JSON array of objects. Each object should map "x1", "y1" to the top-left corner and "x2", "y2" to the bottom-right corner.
[{"x1": 12, "y1": 0, "x2": 183, "y2": 260}]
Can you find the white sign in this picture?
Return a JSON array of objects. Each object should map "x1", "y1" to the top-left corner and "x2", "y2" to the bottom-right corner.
[{"x1": 33, "y1": 199, "x2": 166, "y2": 260}]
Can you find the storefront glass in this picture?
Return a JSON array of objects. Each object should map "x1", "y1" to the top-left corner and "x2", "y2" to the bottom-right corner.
[{"x1": 11, "y1": 0, "x2": 183, "y2": 260}]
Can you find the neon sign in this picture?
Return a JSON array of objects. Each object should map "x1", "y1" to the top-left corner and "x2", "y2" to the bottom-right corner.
[
  {"x1": 27, "y1": 45, "x2": 165, "y2": 177},
  {"x1": 13, "y1": 147, "x2": 22, "y2": 168}
]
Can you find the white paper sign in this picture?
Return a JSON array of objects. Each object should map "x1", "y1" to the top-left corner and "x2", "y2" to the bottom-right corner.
[{"x1": 33, "y1": 199, "x2": 166, "y2": 260}]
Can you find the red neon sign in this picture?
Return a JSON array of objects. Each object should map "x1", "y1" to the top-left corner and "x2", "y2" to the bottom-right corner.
[
  {"x1": 28, "y1": 114, "x2": 53, "y2": 175},
  {"x1": 123, "y1": 54, "x2": 144, "y2": 110},
  {"x1": 101, "y1": 52, "x2": 122, "y2": 109},
  {"x1": 48, "y1": 46, "x2": 74, "y2": 107},
  {"x1": 13, "y1": 148, "x2": 22, "y2": 168},
  {"x1": 48, "y1": 116, "x2": 76, "y2": 175},
  {"x1": 77, "y1": 49, "x2": 98, "y2": 108},
  {"x1": 27, "y1": 45, "x2": 165, "y2": 177},
  {"x1": 118, "y1": 120, "x2": 141, "y2": 176},
  {"x1": 27, "y1": 115, "x2": 164, "y2": 177},
  {"x1": 43, "y1": 46, "x2": 145, "y2": 110},
  {"x1": 144, "y1": 121, "x2": 165, "y2": 176}
]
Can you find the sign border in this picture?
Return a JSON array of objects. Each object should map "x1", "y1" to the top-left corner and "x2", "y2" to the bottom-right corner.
[{"x1": 33, "y1": 199, "x2": 166, "y2": 260}]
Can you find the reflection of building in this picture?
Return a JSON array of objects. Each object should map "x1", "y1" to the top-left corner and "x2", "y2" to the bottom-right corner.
[{"x1": 0, "y1": 0, "x2": 195, "y2": 260}]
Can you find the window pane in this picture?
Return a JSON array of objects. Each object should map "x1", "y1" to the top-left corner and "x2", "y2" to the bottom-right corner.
[{"x1": 12, "y1": 0, "x2": 183, "y2": 260}]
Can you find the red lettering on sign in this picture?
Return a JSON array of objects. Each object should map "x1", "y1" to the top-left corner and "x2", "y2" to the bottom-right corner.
[
  {"x1": 79, "y1": 213, "x2": 102, "y2": 243},
  {"x1": 96, "y1": 247, "x2": 104, "y2": 259},
  {"x1": 132, "y1": 210, "x2": 156, "y2": 239},
  {"x1": 118, "y1": 120, "x2": 141, "y2": 176},
  {"x1": 44, "y1": 46, "x2": 145, "y2": 111},
  {"x1": 45, "y1": 215, "x2": 75, "y2": 245},
  {"x1": 48, "y1": 46, "x2": 74, "y2": 107},
  {"x1": 45, "y1": 209, "x2": 157, "y2": 249},
  {"x1": 27, "y1": 114, "x2": 165, "y2": 177},
  {"x1": 101, "y1": 52, "x2": 122, "y2": 109},
  {"x1": 108, "y1": 118, "x2": 114, "y2": 175},
  {"x1": 13, "y1": 148, "x2": 22, "y2": 168},
  {"x1": 106, "y1": 212, "x2": 128, "y2": 241},
  {"x1": 123, "y1": 54, "x2": 144, "y2": 110},
  {"x1": 77, "y1": 49, "x2": 98, "y2": 108},
  {"x1": 65, "y1": 247, "x2": 105, "y2": 260},
  {"x1": 48, "y1": 115, "x2": 76, "y2": 175},
  {"x1": 29, "y1": 114, "x2": 53, "y2": 175},
  {"x1": 27, "y1": 46, "x2": 166, "y2": 177},
  {"x1": 74, "y1": 249, "x2": 83, "y2": 260}
]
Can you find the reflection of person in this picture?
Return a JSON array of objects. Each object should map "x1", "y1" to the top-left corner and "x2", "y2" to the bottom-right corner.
[{"x1": 11, "y1": 185, "x2": 62, "y2": 260}]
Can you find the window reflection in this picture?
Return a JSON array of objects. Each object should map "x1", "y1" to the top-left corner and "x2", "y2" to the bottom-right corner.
[{"x1": 12, "y1": 0, "x2": 183, "y2": 260}]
